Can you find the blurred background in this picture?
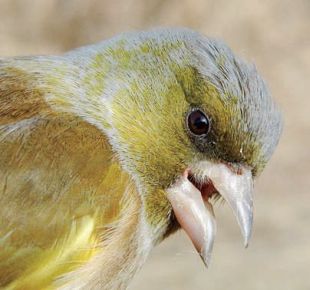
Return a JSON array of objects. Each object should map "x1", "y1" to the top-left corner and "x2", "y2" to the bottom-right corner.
[{"x1": 0, "y1": 0, "x2": 309, "y2": 289}]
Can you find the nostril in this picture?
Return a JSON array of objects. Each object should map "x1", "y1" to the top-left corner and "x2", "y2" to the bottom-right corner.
[{"x1": 224, "y1": 162, "x2": 246, "y2": 175}]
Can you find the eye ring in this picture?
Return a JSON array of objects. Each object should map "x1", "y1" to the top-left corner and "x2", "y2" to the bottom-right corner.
[{"x1": 186, "y1": 108, "x2": 211, "y2": 136}]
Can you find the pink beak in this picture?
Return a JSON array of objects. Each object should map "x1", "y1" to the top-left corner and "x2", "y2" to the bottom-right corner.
[{"x1": 167, "y1": 160, "x2": 253, "y2": 266}]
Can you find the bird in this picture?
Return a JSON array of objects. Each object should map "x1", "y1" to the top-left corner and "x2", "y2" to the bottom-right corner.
[{"x1": 0, "y1": 28, "x2": 282, "y2": 289}]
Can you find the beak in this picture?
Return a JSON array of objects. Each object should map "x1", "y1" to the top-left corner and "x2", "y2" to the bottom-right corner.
[{"x1": 166, "y1": 161, "x2": 253, "y2": 267}]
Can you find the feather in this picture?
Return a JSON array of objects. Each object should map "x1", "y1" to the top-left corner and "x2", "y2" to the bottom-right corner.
[{"x1": 0, "y1": 66, "x2": 143, "y2": 289}]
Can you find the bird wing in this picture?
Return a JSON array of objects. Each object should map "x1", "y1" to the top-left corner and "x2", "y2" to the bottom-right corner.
[{"x1": 0, "y1": 65, "x2": 131, "y2": 289}]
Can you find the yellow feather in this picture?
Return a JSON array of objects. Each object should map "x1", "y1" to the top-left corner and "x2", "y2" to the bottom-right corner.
[
  {"x1": 6, "y1": 216, "x2": 97, "y2": 290},
  {"x1": 0, "y1": 66, "x2": 134, "y2": 288}
]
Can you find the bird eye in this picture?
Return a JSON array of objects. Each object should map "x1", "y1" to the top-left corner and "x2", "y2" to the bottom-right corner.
[{"x1": 187, "y1": 109, "x2": 210, "y2": 136}]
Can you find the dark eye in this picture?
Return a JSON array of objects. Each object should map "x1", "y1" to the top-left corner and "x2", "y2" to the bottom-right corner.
[{"x1": 187, "y1": 109, "x2": 210, "y2": 136}]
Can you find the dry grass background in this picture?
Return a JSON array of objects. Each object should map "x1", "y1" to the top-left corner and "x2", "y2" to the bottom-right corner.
[{"x1": 0, "y1": 0, "x2": 309, "y2": 289}]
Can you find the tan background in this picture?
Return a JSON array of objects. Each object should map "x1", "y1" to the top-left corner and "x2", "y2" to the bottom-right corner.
[{"x1": 0, "y1": 0, "x2": 309, "y2": 289}]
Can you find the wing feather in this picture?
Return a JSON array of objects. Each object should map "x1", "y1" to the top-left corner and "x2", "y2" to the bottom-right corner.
[{"x1": 0, "y1": 64, "x2": 129, "y2": 288}]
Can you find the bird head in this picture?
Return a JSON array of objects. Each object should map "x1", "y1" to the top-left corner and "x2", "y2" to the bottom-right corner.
[{"x1": 93, "y1": 29, "x2": 282, "y2": 265}]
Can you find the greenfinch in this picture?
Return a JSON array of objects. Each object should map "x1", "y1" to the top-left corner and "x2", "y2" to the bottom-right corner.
[{"x1": 0, "y1": 28, "x2": 282, "y2": 289}]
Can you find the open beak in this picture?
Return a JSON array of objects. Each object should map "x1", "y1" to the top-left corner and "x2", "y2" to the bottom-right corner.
[{"x1": 167, "y1": 160, "x2": 253, "y2": 267}]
